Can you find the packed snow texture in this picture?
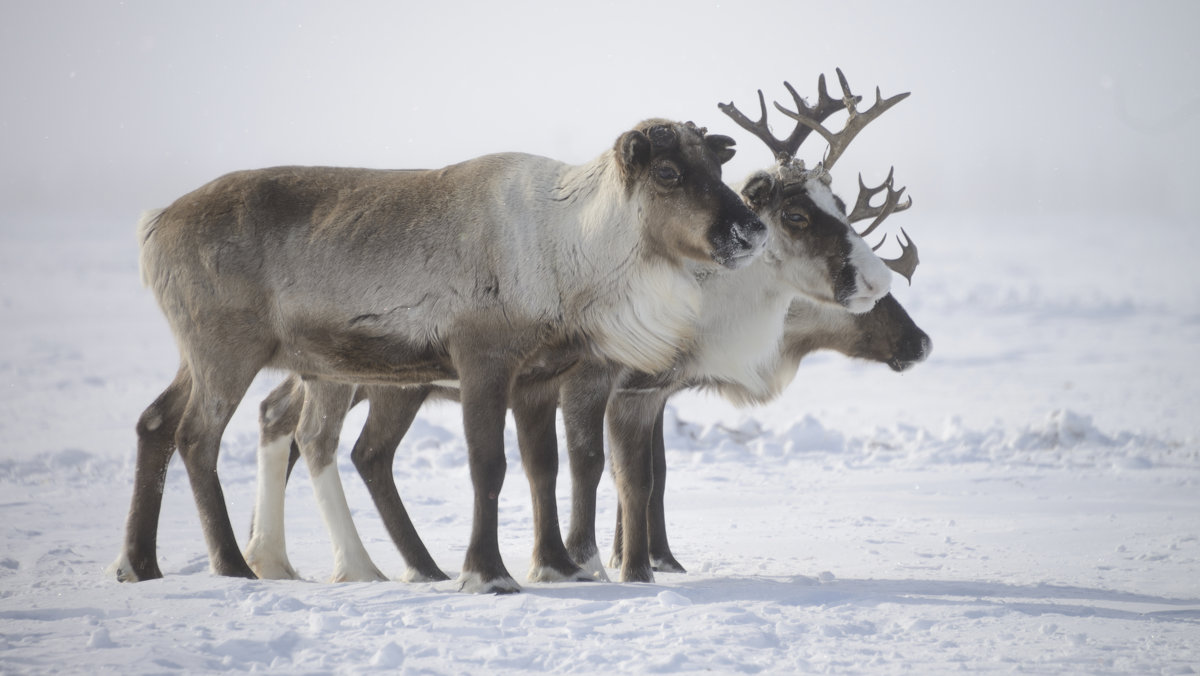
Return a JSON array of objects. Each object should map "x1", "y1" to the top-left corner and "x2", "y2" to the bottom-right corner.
[{"x1": 3, "y1": 2, "x2": 1200, "y2": 674}]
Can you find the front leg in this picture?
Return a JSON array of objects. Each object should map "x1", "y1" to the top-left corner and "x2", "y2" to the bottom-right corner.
[
  {"x1": 455, "y1": 360, "x2": 520, "y2": 594},
  {"x1": 513, "y1": 385, "x2": 589, "y2": 583},
  {"x1": 606, "y1": 389, "x2": 665, "y2": 583},
  {"x1": 560, "y1": 361, "x2": 614, "y2": 581}
]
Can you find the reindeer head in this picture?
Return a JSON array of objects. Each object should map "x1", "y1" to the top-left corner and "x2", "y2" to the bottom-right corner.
[
  {"x1": 720, "y1": 70, "x2": 917, "y2": 313},
  {"x1": 781, "y1": 291, "x2": 931, "y2": 375},
  {"x1": 615, "y1": 119, "x2": 768, "y2": 270}
]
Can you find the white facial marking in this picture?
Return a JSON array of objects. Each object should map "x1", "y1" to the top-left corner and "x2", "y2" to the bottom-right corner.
[
  {"x1": 804, "y1": 178, "x2": 851, "y2": 226},
  {"x1": 844, "y1": 235, "x2": 892, "y2": 312},
  {"x1": 805, "y1": 177, "x2": 891, "y2": 313}
]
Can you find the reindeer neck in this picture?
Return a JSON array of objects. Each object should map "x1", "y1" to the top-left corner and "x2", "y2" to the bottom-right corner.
[
  {"x1": 552, "y1": 152, "x2": 703, "y2": 375},
  {"x1": 681, "y1": 260, "x2": 792, "y2": 401}
]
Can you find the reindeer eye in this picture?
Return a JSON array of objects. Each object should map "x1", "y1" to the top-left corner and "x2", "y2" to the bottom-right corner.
[
  {"x1": 654, "y1": 166, "x2": 681, "y2": 184},
  {"x1": 784, "y1": 212, "x2": 809, "y2": 229}
]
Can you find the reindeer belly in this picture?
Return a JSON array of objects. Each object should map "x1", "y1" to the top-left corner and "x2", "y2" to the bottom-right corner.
[{"x1": 277, "y1": 324, "x2": 456, "y2": 386}]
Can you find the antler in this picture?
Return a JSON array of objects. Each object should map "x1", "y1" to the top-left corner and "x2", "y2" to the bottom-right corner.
[
  {"x1": 717, "y1": 72, "x2": 854, "y2": 163},
  {"x1": 872, "y1": 229, "x2": 919, "y2": 284},
  {"x1": 851, "y1": 168, "x2": 918, "y2": 283},
  {"x1": 848, "y1": 167, "x2": 912, "y2": 238},
  {"x1": 773, "y1": 68, "x2": 910, "y2": 171}
]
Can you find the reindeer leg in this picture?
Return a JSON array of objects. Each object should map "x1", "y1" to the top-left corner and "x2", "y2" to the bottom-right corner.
[
  {"x1": 351, "y1": 385, "x2": 449, "y2": 582},
  {"x1": 606, "y1": 389, "x2": 663, "y2": 583},
  {"x1": 244, "y1": 375, "x2": 305, "y2": 580},
  {"x1": 648, "y1": 405, "x2": 685, "y2": 573},
  {"x1": 455, "y1": 354, "x2": 520, "y2": 594},
  {"x1": 296, "y1": 380, "x2": 387, "y2": 583},
  {"x1": 111, "y1": 365, "x2": 191, "y2": 582},
  {"x1": 175, "y1": 353, "x2": 266, "y2": 579},
  {"x1": 561, "y1": 363, "x2": 612, "y2": 581},
  {"x1": 515, "y1": 384, "x2": 589, "y2": 583}
]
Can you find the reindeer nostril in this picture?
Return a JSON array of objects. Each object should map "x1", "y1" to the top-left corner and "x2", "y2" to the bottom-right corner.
[{"x1": 733, "y1": 224, "x2": 753, "y2": 248}]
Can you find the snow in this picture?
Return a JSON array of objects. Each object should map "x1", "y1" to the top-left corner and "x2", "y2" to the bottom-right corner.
[
  {"x1": 3, "y1": 1, "x2": 1200, "y2": 674},
  {"x1": 2, "y1": 211, "x2": 1198, "y2": 673}
]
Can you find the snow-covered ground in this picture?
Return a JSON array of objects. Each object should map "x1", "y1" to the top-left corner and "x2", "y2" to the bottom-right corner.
[{"x1": 2, "y1": 206, "x2": 1198, "y2": 674}]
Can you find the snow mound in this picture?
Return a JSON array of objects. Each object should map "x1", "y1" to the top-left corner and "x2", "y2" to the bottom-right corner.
[{"x1": 663, "y1": 406, "x2": 1192, "y2": 471}]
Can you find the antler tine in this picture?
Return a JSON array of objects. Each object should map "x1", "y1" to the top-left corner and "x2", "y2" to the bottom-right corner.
[
  {"x1": 717, "y1": 90, "x2": 793, "y2": 163},
  {"x1": 848, "y1": 167, "x2": 912, "y2": 238},
  {"x1": 775, "y1": 68, "x2": 910, "y2": 171},
  {"x1": 719, "y1": 72, "x2": 855, "y2": 164},
  {"x1": 879, "y1": 228, "x2": 919, "y2": 284}
]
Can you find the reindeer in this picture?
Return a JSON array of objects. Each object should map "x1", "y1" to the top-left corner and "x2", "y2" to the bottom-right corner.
[
  {"x1": 110, "y1": 118, "x2": 771, "y2": 594},
  {"x1": 240, "y1": 70, "x2": 915, "y2": 586},
  {"x1": 585, "y1": 70, "x2": 927, "y2": 581}
]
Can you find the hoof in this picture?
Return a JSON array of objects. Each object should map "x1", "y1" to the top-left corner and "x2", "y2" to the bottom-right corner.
[
  {"x1": 330, "y1": 565, "x2": 389, "y2": 583},
  {"x1": 619, "y1": 564, "x2": 655, "y2": 584},
  {"x1": 400, "y1": 566, "x2": 451, "y2": 583},
  {"x1": 651, "y1": 555, "x2": 687, "y2": 574},
  {"x1": 527, "y1": 563, "x2": 596, "y2": 583},
  {"x1": 575, "y1": 551, "x2": 611, "y2": 582},
  {"x1": 458, "y1": 571, "x2": 522, "y2": 594},
  {"x1": 107, "y1": 554, "x2": 160, "y2": 583},
  {"x1": 213, "y1": 562, "x2": 259, "y2": 580},
  {"x1": 607, "y1": 552, "x2": 623, "y2": 570},
  {"x1": 244, "y1": 551, "x2": 300, "y2": 581}
]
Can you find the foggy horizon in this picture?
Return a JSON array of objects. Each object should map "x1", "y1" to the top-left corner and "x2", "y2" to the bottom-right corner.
[{"x1": 2, "y1": 1, "x2": 1198, "y2": 229}]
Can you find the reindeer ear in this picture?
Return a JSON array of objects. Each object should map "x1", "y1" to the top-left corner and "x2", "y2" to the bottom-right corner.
[
  {"x1": 617, "y1": 130, "x2": 652, "y2": 172},
  {"x1": 706, "y1": 134, "x2": 737, "y2": 164},
  {"x1": 741, "y1": 171, "x2": 775, "y2": 210}
]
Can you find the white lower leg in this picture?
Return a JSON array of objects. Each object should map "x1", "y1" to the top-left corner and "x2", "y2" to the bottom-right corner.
[
  {"x1": 243, "y1": 435, "x2": 298, "y2": 579},
  {"x1": 310, "y1": 463, "x2": 387, "y2": 582}
]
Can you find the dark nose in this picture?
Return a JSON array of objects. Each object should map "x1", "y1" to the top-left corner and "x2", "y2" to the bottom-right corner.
[
  {"x1": 739, "y1": 205, "x2": 767, "y2": 240},
  {"x1": 892, "y1": 329, "x2": 931, "y2": 370},
  {"x1": 735, "y1": 218, "x2": 766, "y2": 248}
]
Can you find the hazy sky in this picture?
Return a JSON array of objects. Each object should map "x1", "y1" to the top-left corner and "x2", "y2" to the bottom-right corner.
[{"x1": 2, "y1": 0, "x2": 1198, "y2": 231}]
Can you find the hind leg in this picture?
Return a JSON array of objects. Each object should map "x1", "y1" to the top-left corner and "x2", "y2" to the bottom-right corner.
[
  {"x1": 111, "y1": 365, "x2": 192, "y2": 582},
  {"x1": 175, "y1": 344, "x2": 272, "y2": 579},
  {"x1": 647, "y1": 405, "x2": 685, "y2": 573},
  {"x1": 352, "y1": 385, "x2": 449, "y2": 582},
  {"x1": 244, "y1": 375, "x2": 305, "y2": 580},
  {"x1": 297, "y1": 380, "x2": 387, "y2": 582}
]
